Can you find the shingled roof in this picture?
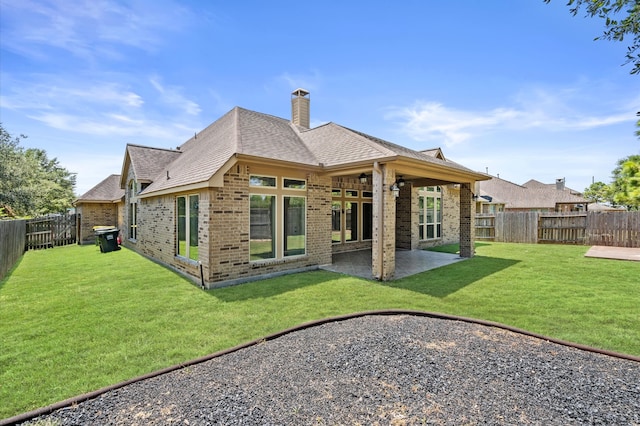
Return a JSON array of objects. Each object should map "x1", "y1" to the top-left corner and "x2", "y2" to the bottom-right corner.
[
  {"x1": 75, "y1": 174, "x2": 124, "y2": 203},
  {"x1": 120, "y1": 144, "x2": 181, "y2": 189},
  {"x1": 132, "y1": 106, "x2": 486, "y2": 197},
  {"x1": 479, "y1": 176, "x2": 589, "y2": 209}
]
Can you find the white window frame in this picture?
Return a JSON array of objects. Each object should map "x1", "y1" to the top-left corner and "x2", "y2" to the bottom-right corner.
[
  {"x1": 176, "y1": 194, "x2": 199, "y2": 261},
  {"x1": 418, "y1": 186, "x2": 442, "y2": 240}
]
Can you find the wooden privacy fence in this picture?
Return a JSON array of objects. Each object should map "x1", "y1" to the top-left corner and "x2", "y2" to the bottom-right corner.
[
  {"x1": 0, "y1": 219, "x2": 26, "y2": 280},
  {"x1": 26, "y1": 214, "x2": 77, "y2": 250},
  {"x1": 476, "y1": 211, "x2": 640, "y2": 247}
]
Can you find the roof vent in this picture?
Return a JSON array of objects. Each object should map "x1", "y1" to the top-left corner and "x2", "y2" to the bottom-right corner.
[{"x1": 291, "y1": 88, "x2": 310, "y2": 129}]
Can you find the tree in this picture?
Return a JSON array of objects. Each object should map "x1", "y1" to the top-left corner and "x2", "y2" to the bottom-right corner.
[
  {"x1": 0, "y1": 126, "x2": 32, "y2": 216},
  {"x1": 583, "y1": 181, "x2": 612, "y2": 204},
  {"x1": 610, "y1": 154, "x2": 640, "y2": 210},
  {"x1": 545, "y1": 0, "x2": 640, "y2": 75},
  {"x1": 0, "y1": 124, "x2": 76, "y2": 217}
]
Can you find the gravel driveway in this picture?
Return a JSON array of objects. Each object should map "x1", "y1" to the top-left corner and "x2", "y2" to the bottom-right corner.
[{"x1": 20, "y1": 314, "x2": 640, "y2": 425}]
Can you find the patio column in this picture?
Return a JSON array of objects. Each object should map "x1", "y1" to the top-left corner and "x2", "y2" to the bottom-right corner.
[
  {"x1": 372, "y1": 163, "x2": 396, "y2": 280},
  {"x1": 459, "y1": 182, "x2": 475, "y2": 258}
]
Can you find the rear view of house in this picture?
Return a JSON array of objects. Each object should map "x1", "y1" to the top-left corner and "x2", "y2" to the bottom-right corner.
[{"x1": 77, "y1": 90, "x2": 489, "y2": 287}]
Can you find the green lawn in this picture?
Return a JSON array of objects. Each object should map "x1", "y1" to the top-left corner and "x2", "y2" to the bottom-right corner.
[{"x1": 1, "y1": 242, "x2": 639, "y2": 419}]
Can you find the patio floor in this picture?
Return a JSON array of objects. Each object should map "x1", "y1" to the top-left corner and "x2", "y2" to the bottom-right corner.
[{"x1": 321, "y1": 249, "x2": 466, "y2": 280}]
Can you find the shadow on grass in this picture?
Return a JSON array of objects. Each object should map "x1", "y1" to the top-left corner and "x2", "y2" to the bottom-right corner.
[
  {"x1": 207, "y1": 269, "x2": 342, "y2": 302},
  {"x1": 424, "y1": 242, "x2": 492, "y2": 254},
  {"x1": 383, "y1": 255, "x2": 520, "y2": 298},
  {"x1": 0, "y1": 254, "x2": 25, "y2": 291},
  {"x1": 211, "y1": 254, "x2": 519, "y2": 302}
]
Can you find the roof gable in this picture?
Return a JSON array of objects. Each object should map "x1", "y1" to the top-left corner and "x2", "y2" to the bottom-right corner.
[
  {"x1": 75, "y1": 174, "x2": 124, "y2": 203},
  {"x1": 420, "y1": 148, "x2": 446, "y2": 161},
  {"x1": 120, "y1": 144, "x2": 181, "y2": 188}
]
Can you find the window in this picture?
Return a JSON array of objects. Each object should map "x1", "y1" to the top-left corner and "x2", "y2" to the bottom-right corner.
[
  {"x1": 345, "y1": 201, "x2": 357, "y2": 242},
  {"x1": 129, "y1": 202, "x2": 137, "y2": 240},
  {"x1": 331, "y1": 201, "x2": 341, "y2": 243},
  {"x1": 362, "y1": 202, "x2": 373, "y2": 240},
  {"x1": 284, "y1": 196, "x2": 305, "y2": 256},
  {"x1": 128, "y1": 180, "x2": 137, "y2": 240},
  {"x1": 283, "y1": 178, "x2": 306, "y2": 190},
  {"x1": 250, "y1": 175, "x2": 276, "y2": 187},
  {"x1": 177, "y1": 195, "x2": 199, "y2": 261},
  {"x1": 250, "y1": 194, "x2": 306, "y2": 260},
  {"x1": 332, "y1": 187, "x2": 371, "y2": 243},
  {"x1": 250, "y1": 195, "x2": 276, "y2": 260},
  {"x1": 419, "y1": 187, "x2": 442, "y2": 240}
]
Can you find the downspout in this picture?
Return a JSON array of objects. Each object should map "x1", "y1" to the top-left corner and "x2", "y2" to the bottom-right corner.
[
  {"x1": 199, "y1": 261, "x2": 206, "y2": 290},
  {"x1": 373, "y1": 161, "x2": 383, "y2": 280}
]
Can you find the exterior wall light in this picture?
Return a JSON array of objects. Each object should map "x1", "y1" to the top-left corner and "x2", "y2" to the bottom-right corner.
[
  {"x1": 397, "y1": 176, "x2": 405, "y2": 187},
  {"x1": 390, "y1": 182, "x2": 400, "y2": 198},
  {"x1": 359, "y1": 173, "x2": 368, "y2": 184}
]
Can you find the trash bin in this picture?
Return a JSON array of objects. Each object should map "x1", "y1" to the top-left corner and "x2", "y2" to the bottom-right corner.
[{"x1": 95, "y1": 227, "x2": 121, "y2": 253}]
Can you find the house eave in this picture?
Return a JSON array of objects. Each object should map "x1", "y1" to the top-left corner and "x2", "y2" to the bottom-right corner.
[
  {"x1": 236, "y1": 154, "x2": 323, "y2": 172},
  {"x1": 138, "y1": 181, "x2": 211, "y2": 198}
]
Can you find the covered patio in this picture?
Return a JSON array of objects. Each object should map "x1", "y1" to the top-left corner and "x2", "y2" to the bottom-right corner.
[{"x1": 321, "y1": 249, "x2": 466, "y2": 280}]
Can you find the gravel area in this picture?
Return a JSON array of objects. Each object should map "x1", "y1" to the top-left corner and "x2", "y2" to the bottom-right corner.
[{"x1": 21, "y1": 315, "x2": 640, "y2": 425}]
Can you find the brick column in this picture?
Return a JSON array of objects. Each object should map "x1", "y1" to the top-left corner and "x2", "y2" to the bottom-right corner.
[
  {"x1": 395, "y1": 182, "x2": 413, "y2": 249},
  {"x1": 459, "y1": 182, "x2": 474, "y2": 258},
  {"x1": 372, "y1": 164, "x2": 396, "y2": 280}
]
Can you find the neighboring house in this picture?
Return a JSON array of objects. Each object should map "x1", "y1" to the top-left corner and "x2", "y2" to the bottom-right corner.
[
  {"x1": 74, "y1": 174, "x2": 125, "y2": 244},
  {"x1": 476, "y1": 176, "x2": 589, "y2": 213},
  {"x1": 81, "y1": 89, "x2": 489, "y2": 287}
]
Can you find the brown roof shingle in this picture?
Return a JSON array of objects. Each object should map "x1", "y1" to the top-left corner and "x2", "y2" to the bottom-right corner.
[
  {"x1": 137, "y1": 106, "x2": 487, "y2": 196},
  {"x1": 75, "y1": 174, "x2": 124, "y2": 203},
  {"x1": 479, "y1": 176, "x2": 588, "y2": 209}
]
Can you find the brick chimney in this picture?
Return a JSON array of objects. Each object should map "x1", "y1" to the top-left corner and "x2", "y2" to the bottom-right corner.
[{"x1": 291, "y1": 88, "x2": 310, "y2": 129}]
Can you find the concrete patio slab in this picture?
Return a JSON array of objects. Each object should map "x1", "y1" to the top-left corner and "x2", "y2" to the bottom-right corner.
[
  {"x1": 321, "y1": 249, "x2": 466, "y2": 280},
  {"x1": 584, "y1": 245, "x2": 640, "y2": 262}
]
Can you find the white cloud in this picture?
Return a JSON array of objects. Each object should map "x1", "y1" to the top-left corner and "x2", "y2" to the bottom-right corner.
[
  {"x1": 386, "y1": 84, "x2": 637, "y2": 147},
  {"x1": 150, "y1": 77, "x2": 201, "y2": 116},
  {"x1": 0, "y1": 0, "x2": 191, "y2": 61},
  {"x1": 386, "y1": 101, "x2": 523, "y2": 146},
  {"x1": 1, "y1": 73, "x2": 201, "y2": 142}
]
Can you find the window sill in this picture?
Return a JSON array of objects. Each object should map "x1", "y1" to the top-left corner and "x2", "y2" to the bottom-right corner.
[
  {"x1": 175, "y1": 255, "x2": 199, "y2": 266},
  {"x1": 250, "y1": 255, "x2": 309, "y2": 268}
]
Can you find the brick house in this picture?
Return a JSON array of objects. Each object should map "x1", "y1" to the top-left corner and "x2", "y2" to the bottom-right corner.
[
  {"x1": 74, "y1": 174, "x2": 125, "y2": 244},
  {"x1": 78, "y1": 89, "x2": 488, "y2": 287}
]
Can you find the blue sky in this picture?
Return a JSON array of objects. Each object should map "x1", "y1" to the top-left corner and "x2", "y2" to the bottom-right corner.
[{"x1": 1, "y1": 0, "x2": 638, "y2": 196}]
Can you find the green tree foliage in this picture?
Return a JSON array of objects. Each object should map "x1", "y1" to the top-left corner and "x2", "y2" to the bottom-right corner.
[
  {"x1": 545, "y1": 0, "x2": 640, "y2": 74},
  {"x1": 583, "y1": 181, "x2": 612, "y2": 204},
  {"x1": 610, "y1": 154, "x2": 640, "y2": 210},
  {"x1": 0, "y1": 124, "x2": 76, "y2": 217}
]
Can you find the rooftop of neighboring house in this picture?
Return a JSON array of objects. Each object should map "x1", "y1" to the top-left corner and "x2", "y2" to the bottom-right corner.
[
  {"x1": 478, "y1": 176, "x2": 589, "y2": 210},
  {"x1": 75, "y1": 174, "x2": 124, "y2": 204}
]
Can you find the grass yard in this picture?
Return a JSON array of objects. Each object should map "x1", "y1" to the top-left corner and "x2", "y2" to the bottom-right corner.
[{"x1": 1, "y1": 242, "x2": 639, "y2": 419}]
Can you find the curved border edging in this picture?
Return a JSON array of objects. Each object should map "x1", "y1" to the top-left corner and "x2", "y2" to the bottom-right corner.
[{"x1": 3, "y1": 309, "x2": 638, "y2": 425}]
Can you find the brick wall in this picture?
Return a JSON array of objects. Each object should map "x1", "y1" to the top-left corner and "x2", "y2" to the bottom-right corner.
[
  {"x1": 126, "y1": 164, "x2": 334, "y2": 287},
  {"x1": 395, "y1": 183, "x2": 413, "y2": 249},
  {"x1": 77, "y1": 203, "x2": 121, "y2": 244},
  {"x1": 459, "y1": 183, "x2": 475, "y2": 258}
]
